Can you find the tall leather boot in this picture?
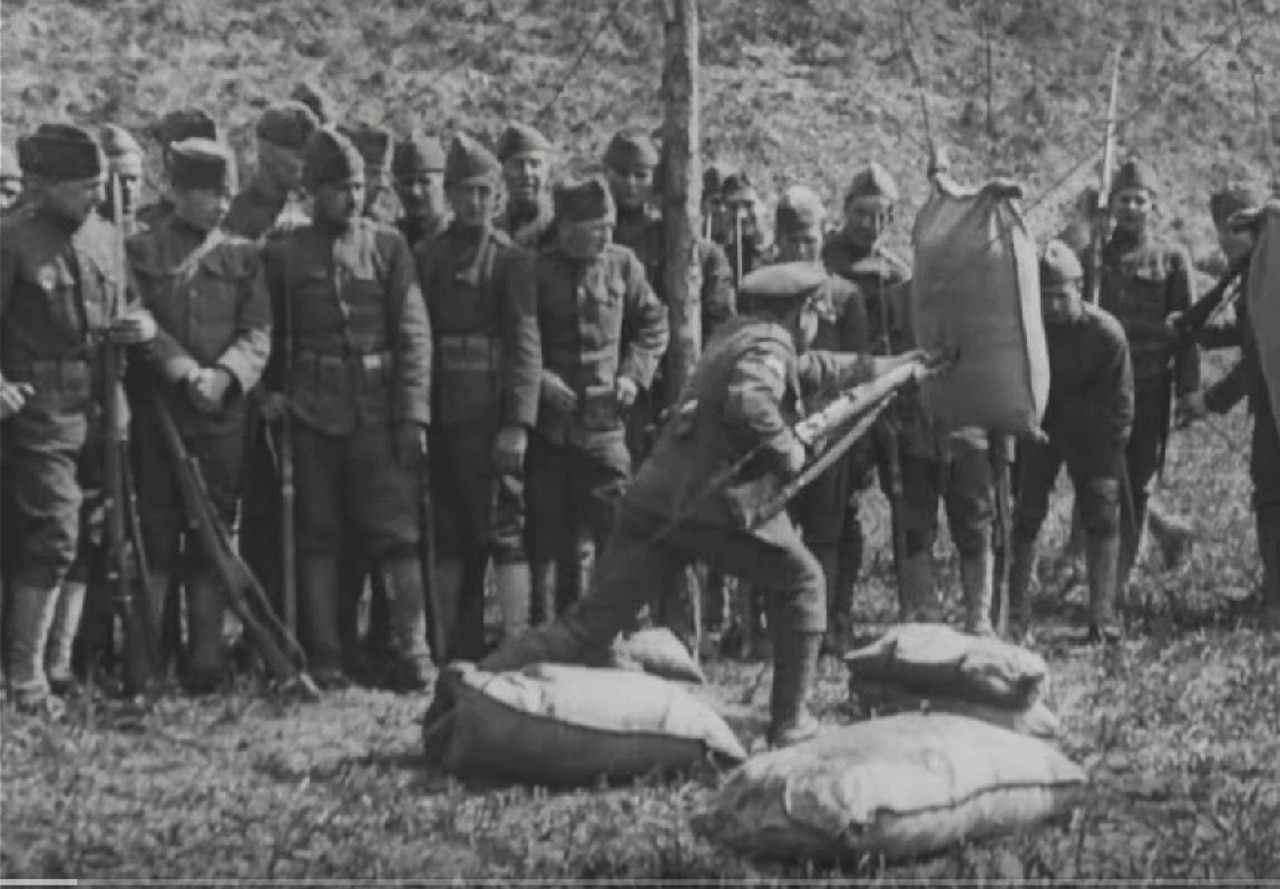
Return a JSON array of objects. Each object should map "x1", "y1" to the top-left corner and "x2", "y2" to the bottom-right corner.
[
  {"x1": 815, "y1": 545, "x2": 845, "y2": 653},
  {"x1": 432, "y1": 558, "x2": 466, "y2": 664},
  {"x1": 895, "y1": 551, "x2": 936, "y2": 623},
  {"x1": 960, "y1": 550, "x2": 996, "y2": 637},
  {"x1": 1257, "y1": 514, "x2": 1280, "y2": 631},
  {"x1": 1085, "y1": 533, "x2": 1123, "y2": 643},
  {"x1": 1007, "y1": 537, "x2": 1038, "y2": 642},
  {"x1": 493, "y1": 561, "x2": 532, "y2": 639},
  {"x1": 767, "y1": 627, "x2": 824, "y2": 748},
  {"x1": 185, "y1": 570, "x2": 227, "y2": 694},
  {"x1": 45, "y1": 581, "x2": 87, "y2": 694},
  {"x1": 529, "y1": 560, "x2": 558, "y2": 628},
  {"x1": 377, "y1": 556, "x2": 435, "y2": 691},
  {"x1": 298, "y1": 552, "x2": 347, "y2": 689},
  {"x1": 6, "y1": 584, "x2": 62, "y2": 715}
]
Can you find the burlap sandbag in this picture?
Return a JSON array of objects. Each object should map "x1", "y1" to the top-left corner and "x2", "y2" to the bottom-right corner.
[
  {"x1": 843, "y1": 623, "x2": 1049, "y2": 709},
  {"x1": 1246, "y1": 201, "x2": 1280, "y2": 438},
  {"x1": 440, "y1": 663, "x2": 746, "y2": 786},
  {"x1": 910, "y1": 178, "x2": 1049, "y2": 435},
  {"x1": 609, "y1": 627, "x2": 707, "y2": 684},
  {"x1": 848, "y1": 677, "x2": 1061, "y2": 739},
  {"x1": 693, "y1": 713, "x2": 1086, "y2": 862}
]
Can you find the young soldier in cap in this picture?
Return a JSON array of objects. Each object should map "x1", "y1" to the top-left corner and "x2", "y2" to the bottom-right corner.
[
  {"x1": 2, "y1": 123, "x2": 157, "y2": 714},
  {"x1": 1, "y1": 143, "x2": 23, "y2": 215},
  {"x1": 496, "y1": 122, "x2": 557, "y2": 250},
  {"x1": 771, "y1": 185, "x2": 873, "y2": 643},
  {"x1": 258, "y1": 127, "x2": 433, "y2": 690},
  {"x1": 290, "y1": 80, "x2": 337, "y2": 127},
  {"x1": 393, "y1": 132, "x2": 450, "y2": 251},
  {"x1": 431, "y1": 263, "x2": 932, "y2": 748},
  {"x1": 338, "y1": 122, "x2": 397, "y2": 225},
  {"x1": 525, "y1": 177, "x2": 669, "y2": 623},
  {"x1": 125, "y1": 138, "x2": 271, "y2": 692},
  {"x1": 98, "y1": 125, "x2": 145, "y2": 235},
  {"x1": 413, "y1": 134, "x2": 540, "y2": 658},
  {"x1": 1178, "y1": 184, "x2": 1279, "y2": 629},
  {"x1": 136, "y1": 108, "x2": 219, "y2": 230},
  {"x1": 223, "y1": 101, "x2": 319, "y2": 241},
  {"x1": 1011, "y1": 242, "x2": 1133, "y2": 642},
  {"x1": 1081, "y1": 158, "x2": 1200, "y2": 605}
]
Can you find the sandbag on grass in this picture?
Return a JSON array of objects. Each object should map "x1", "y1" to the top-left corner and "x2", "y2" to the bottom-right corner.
[
  {"x1": 610, "y1": 627, "x2": 707, "y2": 684},
  {"x1": 847, "y1": 677, "x2": 1062, "y2": 739},
  {"x1": 438, "y1": 663, "x2": 746, "y2": 786},
  {"x1": 843, "y1": 623, "x2": 1049, "y2": 709},
  {"x1": 693, "y1": 713, "x2": 1086, "y2": 863}
]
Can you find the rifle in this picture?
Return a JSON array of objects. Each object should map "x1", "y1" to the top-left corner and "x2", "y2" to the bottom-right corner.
[
  {"x1": 1171, "y1": 252, "x2": 1250, "y2": 345},
  {"x1": 154, "y1": 399, "x2": 320, "y2": 698},
  {"x1": 989, "y1": 437, "x2": 1013, "y2": 637},
  {"x1": 1088, "y1": 46, "x2": 1123, "y2": 306},
  {"x1": 278, "y1": 242, "x2": 297, "y2": 636},
  {"x1": 103, "y1": 174, "x2": 160, "y2": 695}
]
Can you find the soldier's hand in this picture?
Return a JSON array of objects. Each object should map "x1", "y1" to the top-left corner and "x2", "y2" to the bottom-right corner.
[
  {"x1": 0, "y1": 381, "x2": 33, "y2": 419},
  {"x1": 188, "y1": 368, "x2": 234, "y2": 414},
  {"x1": 1175, "y1": 391, "x2": 1208, "y2": 428},
  {"x1": 258, "y1": 390, "x2": 290, "y2": 423},
  {"x1": 493, "y1": 424, "x2": 528, "y2": 474},
  {"x1": 780, "y1": 437, "x2": 808, "y2": 478},
  {"x1": 393, "y1": 422, "x2": 427, "y2": 471},
  {"x1": 541, "y1": 370, "x2": 578, "y2": 412},
  {"x1": 108, "y1": 308, "x2": 158, "y2": 345},
  {"x1": 615, "y1": 376, "x2": 639, "y2": 409}
]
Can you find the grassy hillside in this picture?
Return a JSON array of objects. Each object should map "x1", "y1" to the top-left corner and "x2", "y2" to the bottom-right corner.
[{"x1": 2, "y1": 0, "x2": 1277, "y2": 259}]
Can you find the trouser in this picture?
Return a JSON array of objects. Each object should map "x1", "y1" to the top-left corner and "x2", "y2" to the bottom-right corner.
[
  {"x1": 900, "y1": 442, "x2": 995, "y2": 560},
  {"x1": 1014, "y1": 436, "x2": 1124, "y2": 545},
  {"x1": 480, "y1": 506, "x2": 827, "y2": 672},
  {"x1": 1121, "y1": 386, "x2": 1169, "y2": 582},
  {"x1": 790, "y1": 453, "x2": 861, "y2": 626},
  {"x1": 525, "y1": 432, "x2": 630, "y2": 620},
  {"x1": 1251, "y1": 392, "x2": 1280, "y2": 524},
  {"x1": 238, "y1": 400, "x2": 283, "y2": 620}
]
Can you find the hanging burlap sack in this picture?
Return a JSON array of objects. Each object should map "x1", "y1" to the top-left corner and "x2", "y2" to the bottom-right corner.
[
  {"x1": 692, "y1": 713, "x2": 1086, "y2": 862},
  {"x1": 436, "y1": 662, "x2": 746, "y2": 786},
  {"x1": 910, "y1": 178, "x2": 1050, "y2": 435}
]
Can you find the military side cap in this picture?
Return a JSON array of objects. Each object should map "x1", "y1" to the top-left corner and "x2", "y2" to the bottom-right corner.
[
  {"x1": 290, "y1": 80, "x2": 336, "y2": 125},
  {"x1": 704, "y1": 163, "x2": 729, "y2": 196},
  {"x1": 303, "y1": 127, "x2": 364, "y2": 189},
  {"x1": 99, "y1": 124, "x2": 143, "y2": 159},
  {"x1": 603, "y1": 126, "x2": 659, "y2": 170},
  {"x1": 338, "y1": 123, "x2": 393, "y2": 177},
  {"x1": 1040, "y1": 240, "x2": 1084, "y2": 289},
  {"x1": 1210, "y1": 182, "x2": 1264, "y2": 226},
  {"x1": 170, "y1": 138, "x2": 234, "y2": 191},
  {"x1": 1, "y1": 143, "x2": 19, "y2": 180},
  {"x1": 155, "y1": 108, "x2": 218, "y2": 149},
  {"x1": 721, "y1": 171, "x2": 758, "y2": 203},
  {"x1": 17, "y1": 123, "x2": 103, "y2": 181},
  {"x1": 445, "y1": 133, "x2": 500, "y2": 186},
  {"x1": 496, "y1": 122, "x2": 553, "y2": 162},
  {"x1": 739, "y1": 262, "x2": 830, "y2": 303},
  {"x1": 257, "y1": 101, "x2": 319, "y2": 150},
  {"x1": 1111, "y1": 157, "x2": 1160, "y2": 195},
  {"x1": 845, "y1": 161, "x2": 899, "y2": 203},
  {"x1": 554, "y1": 176, "x2": 616, "y2": 224},
  {"x1": 393, "y1": 132, "x2": 446, "y2": 177},
  {"x1": 775, "y1": 185, "x2": 825, "y2": 234}
]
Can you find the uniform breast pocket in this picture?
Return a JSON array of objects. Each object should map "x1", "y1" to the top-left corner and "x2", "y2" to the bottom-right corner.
[
  {"x1": 585, "y1": 278, "x2": 626, "y2": 339},
  {"x1": 1123, "y1": 265, "x2": 1169, "y2": 322}
]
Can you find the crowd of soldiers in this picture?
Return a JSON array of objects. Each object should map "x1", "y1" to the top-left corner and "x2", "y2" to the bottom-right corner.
[{"x1": 1, "y1": 79, "x2": 1276, "y2": 745}]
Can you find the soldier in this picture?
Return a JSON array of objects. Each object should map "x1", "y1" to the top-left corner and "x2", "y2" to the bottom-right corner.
[
  {"x1": 436, "y1": 263, "x2": 930, "y2": 748},
  {"x1": 125, "y1": 139, "x2": 271, "y2": 692},
  {"x1": 1081, "y1": 158, "x2": 1200, "y2": 601},
  {"x1": 2, "y1": 124, "x2": 157, "y2": 714},
  {"x1": 258, "y1": 127, "x2": 433, "y2": 690},
  {"x1": 526, "y1": 177, "x2": 669, "y2": 623},
  {"x1": 415, "y1": 135, "x2": 540, "y2": 659},
  {"x1": 136, "y1": 108, "x2": 220, "y2": 230},
  {"x1": 1010, "y1": 242, "x2": 1133, "y2": 642},
  {"x1": 392, "y1": 132, "x2": 450, "y2": 251},
  {"x1": 338, "y1": 122, "x2": 398, "y2": 225},
  {"x1": 98, "y1": 125, "x2": 145, "y2": 233},
  {"x1": 496, "y1": 122, "x2": 556, "y2": 250},
  {"x1": 2, "y1": 143, "x2": 24, "y2": 215},
  {"x1": 772, "y1": 186, "x2": 871, "y2": 643},
  {"x1": 290, "y1": 80, "x2": 337, "y2": 126},
  {"x1": 1179, "y1": 184, "x2": 1279, "y2": 629},
  {"x1": 222, "y1": 101, "x2": 318, "y2": 241}
]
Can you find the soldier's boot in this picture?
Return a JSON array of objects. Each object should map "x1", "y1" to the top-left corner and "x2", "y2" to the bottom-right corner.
[
  {"x1": 298, "y1": 553, "x2": 348, "y2": 690},
  {"x1": 960, "y1": 551, "x2": 996, "y2": 637},
  {"x1": 530, "y1": 560, "x2": 558, "y2": 628},
  {"x1": 1257, "y1": 514, "x2": 1280, "y2": 631},
  {"x1": 766, "y1": 629, "x2": 824, "y2": 749},
  {"x1": 5, "y1": 584, "x2": 63, "y2": 717},
  {"x1": 493, "y1": 561, "x2": 532, "y2": 639},
  {"x1": 895, "y1": 551, "x2": 937, "y2": 623},
  {"x1": 1149, "y1": 505, "x2": 1193, "y2": 571},
  {"x1": 433, "y1": 558, "x2": 466, "y2": 664},
  {"x1": 184, "y1": 571, "x2": 227, "y2": 694},
  {"x1": 377, "y1": 556, "x2": 435, "y2": 691},
  {"x1": 45, "y1": 581, "x2": 87, "y2": 695},
  {"x1": 1007, "y1": 537, "x2": 1038, "y2": 642},
  {"x1": 1085, "y1": 533, "x2": 1123, "y2": 644},
  {"x1": 815, "y1": 546, "x2": 846, "y2": 654}
]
